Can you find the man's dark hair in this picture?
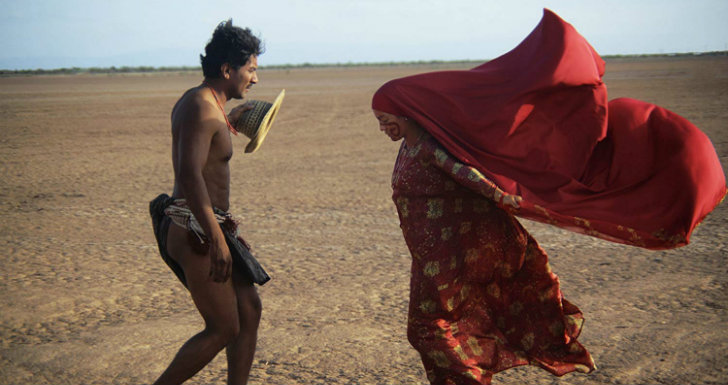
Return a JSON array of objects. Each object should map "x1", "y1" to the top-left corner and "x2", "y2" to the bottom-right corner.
[{"x1": 200, "y1": 19, "x2": 263, "y2": 78}]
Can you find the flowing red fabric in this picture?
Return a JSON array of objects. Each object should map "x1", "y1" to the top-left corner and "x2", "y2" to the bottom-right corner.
[{"x1": 373, "y1": 9, "x2": 726, "y2": 249}]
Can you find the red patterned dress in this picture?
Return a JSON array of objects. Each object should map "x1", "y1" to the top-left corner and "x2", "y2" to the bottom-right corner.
[{"x1": 392, "y1": 134, "x2": 595, "y2": 385}]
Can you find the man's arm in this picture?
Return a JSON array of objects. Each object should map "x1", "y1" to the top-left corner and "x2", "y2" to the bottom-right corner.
[{"x1": 175, "y1": 101, "x2": 232, "y2": 282}]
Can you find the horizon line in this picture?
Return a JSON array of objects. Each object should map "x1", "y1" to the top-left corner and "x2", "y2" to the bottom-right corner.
[{"x1": 2, "y1": 51, "x2": 726, "y2": 75}]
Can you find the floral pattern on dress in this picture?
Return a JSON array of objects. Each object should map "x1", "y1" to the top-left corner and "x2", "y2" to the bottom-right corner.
[{"x1": 392, "y1": 135, "x2": 595, "y2": 385}]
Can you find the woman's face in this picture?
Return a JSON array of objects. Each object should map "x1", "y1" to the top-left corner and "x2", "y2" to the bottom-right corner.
[{"x1": 373, "y1": 109, "x2": 407, "y2": 141}]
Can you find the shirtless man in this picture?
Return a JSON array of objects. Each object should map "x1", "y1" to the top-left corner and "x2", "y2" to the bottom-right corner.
[{"x1": 149, "y1": 20, "x2": 270, "y2": 385}]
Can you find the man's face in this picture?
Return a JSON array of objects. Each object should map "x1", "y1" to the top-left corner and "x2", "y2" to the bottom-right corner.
[{"x1": 228, "y1": 55, "x2": 258, "y2": 99}]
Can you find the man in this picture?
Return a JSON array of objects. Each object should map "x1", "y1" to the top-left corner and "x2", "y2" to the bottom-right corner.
[{"x1": 149, "y1": 20, "x2": 270, "y2": 385}]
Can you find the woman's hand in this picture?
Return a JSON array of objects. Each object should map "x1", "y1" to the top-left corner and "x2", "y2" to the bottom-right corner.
[{"x1": 501, "y1": 194, "x2": 522, "y2": 209}]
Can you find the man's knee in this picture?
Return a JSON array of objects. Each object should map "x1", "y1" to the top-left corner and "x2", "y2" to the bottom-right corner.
[
  {"x1": 206, "y1": 316, "x2": 241, "y2": 346},
  {"x1": 239, "y1": 288, "x2": 263, "y2": 320},
  {"x1": 238, "y1": 287, "x2": 262, "y2": 325}
]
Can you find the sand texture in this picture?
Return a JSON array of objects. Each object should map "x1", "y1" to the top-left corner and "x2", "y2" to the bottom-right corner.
[{"x1": 1, "y1": 56, "x2": 727, "y2": 384}]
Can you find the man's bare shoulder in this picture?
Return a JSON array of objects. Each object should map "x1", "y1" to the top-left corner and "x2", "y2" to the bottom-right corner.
[
  {"x1": 172, "y1": 86, "x2": 213, "y2": 119},
  {"x1": 172, "y1": 86, "x2": 222, "y2": 132}
]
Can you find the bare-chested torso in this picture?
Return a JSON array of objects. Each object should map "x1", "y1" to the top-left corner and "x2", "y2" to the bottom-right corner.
[{"x1": 170, "y1": 85, "x2": 233, "y2": 211}]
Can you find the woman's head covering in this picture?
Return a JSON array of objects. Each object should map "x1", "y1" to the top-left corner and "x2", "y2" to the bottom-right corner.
[
  {"x1": 371, "y1": 82, "x2": 403, "y2": 116},
  {"x1": 372, "y1": 9, "x2": 725, "y2": 249}
]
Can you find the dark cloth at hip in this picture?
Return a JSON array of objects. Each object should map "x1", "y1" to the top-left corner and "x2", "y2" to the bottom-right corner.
[{"x1": 149, "y1": 193, "x2": 271, "y2": 287}]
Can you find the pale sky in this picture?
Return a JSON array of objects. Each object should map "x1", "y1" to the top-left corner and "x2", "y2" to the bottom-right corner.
[{"x1": 1, "y1": 0, "x2": 726, "y2": 70}]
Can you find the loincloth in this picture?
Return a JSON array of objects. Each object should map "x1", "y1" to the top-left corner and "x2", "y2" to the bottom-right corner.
[{"x1": 149, "y1": 193, "x2": 270, "y2": 286}]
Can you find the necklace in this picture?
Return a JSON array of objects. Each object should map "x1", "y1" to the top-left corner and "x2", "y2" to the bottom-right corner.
[{"x1": 202, "y1": 81, "x2": 238, "y2": 136}]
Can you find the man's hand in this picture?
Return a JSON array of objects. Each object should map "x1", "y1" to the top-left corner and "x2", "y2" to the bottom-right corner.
[
  {"x1": 209, "y1": 239, "x2": 233, "y2": 282},
  {"x1": 227, "y1": 101, "x2": 255, "y2": 130}
]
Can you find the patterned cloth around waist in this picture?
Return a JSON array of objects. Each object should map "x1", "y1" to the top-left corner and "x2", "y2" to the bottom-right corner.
[
  {"x1": 164, "y1": 199, "x2": 244, "y2": 246},
  {"x1": 149, "y1": 193, "x2": 268, "y2": 285}
]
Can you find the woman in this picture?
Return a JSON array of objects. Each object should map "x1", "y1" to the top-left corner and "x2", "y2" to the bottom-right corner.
[
  {"x1": 372, "y1": 9, "x2": 725, "y2": 385},
  {"x1": 375, "y1": 109, "x2": 595, "y2": 384}
]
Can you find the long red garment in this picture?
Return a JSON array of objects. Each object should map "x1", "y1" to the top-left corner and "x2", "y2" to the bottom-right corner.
[
  {"x1": 393, "y1": 135, "x2": 595, "y2": 384},
  {"x1": 373, "y1": 9, "x2": 726, "y2": 249}
]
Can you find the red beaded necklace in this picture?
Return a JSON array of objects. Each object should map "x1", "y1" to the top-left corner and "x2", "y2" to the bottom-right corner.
[{"x1": 203, "y1": 82, "x2": 238, "y2": 136}]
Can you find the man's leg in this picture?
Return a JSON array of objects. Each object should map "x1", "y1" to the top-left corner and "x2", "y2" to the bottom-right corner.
[
  {"x1": 154, "y1": 225, "x2": 241, "y2": 385},
  {"x1": 226, "y1": 270, "x2": 262, "y2": 385}
]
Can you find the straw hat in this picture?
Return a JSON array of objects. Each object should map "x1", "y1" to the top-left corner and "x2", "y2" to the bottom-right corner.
[{"x1": 234, "y1": 89, "x2": 285, "y2": 153}]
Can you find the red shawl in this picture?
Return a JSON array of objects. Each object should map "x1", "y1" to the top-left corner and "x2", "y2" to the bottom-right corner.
[{"x1": 372, "y1": 9, "x2": 726, "y2": 249}]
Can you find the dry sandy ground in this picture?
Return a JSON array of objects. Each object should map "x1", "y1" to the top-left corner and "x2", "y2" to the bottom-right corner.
[{"x1": 0, "y1": 56, "x2": 726, "y2": 385}]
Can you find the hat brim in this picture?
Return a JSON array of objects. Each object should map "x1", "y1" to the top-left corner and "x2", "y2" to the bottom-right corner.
[{"x1": 245, "y1": 89, "x2": 285, "y2": 153}]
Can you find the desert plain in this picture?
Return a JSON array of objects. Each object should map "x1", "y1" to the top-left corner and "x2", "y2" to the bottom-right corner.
[{"x1": 0, "y1": 55, "x2": 727, "y2": 384}]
